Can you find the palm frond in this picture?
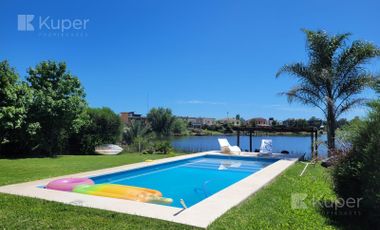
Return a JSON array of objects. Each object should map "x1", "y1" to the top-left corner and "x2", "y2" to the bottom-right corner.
[
  {"x1": 276, "y1": 63, "x2": 327, "y2": 99},
  {"x1": 302, "y1": 29, "x2": 351, "y2": 70},
  {"x1": 333, "y1": 41, "x2": 380, "y2": 96},
  {"x1": 336, "y1": 98, "x2": 367, "y2": 117},
  {"x1": 283, "y1": 86, "x2": 327, "y2": 116}
]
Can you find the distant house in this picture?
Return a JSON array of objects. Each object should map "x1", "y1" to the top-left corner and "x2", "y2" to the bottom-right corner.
[
  {"x1": 120, "y1": 112, "x2": 145, "y2": 124},
  {"x1": 218, "y1": 118, "x2": 241, "y2": 126},
  {"x1": 268, "y1": 117, "x2": 275, "y2": 126},
  {"x1": 248, "y1": 117, "x2": 269, "y2": 127},
  {"x1": 178, "y1": 116, "x2": 216, "y2": 128}
]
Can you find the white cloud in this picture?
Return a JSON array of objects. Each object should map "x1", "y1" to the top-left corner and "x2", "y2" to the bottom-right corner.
[{"x1": 177, "y1": 100, "x2": 226, "y2": 105}]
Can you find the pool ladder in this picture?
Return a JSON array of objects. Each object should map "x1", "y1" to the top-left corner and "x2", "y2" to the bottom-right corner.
[{"x1": 173, "y1": 199, "x2": 188, "y2": 216}]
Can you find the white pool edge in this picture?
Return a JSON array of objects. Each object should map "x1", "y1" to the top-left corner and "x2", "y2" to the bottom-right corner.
[{"x1": 0, "y1": 151, "x2": 298, "y2": 228}]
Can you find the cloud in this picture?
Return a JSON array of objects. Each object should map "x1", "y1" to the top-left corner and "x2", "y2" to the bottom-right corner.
[
  {"x1": 264, "y1": 104, "x2": 319, "y2": 112},
  {"x1": 264, "y1": 104, "x2": 283, "y2": 108},
  {"x1": 177, "y1": 100, "x2": 226, "y2": 105}
]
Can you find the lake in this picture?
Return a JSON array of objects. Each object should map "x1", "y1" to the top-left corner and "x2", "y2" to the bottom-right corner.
[{"x1": 170, "y1": 135, "x2": 328, "y2": 159}]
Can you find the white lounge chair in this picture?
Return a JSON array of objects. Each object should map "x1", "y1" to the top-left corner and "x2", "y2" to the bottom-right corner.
[
  {"x1": 218, "y1": 138, "x2": 241, "y2": 155},
  {"x1": 259, "y1": 139, "x2": 272, "y2": 155}
]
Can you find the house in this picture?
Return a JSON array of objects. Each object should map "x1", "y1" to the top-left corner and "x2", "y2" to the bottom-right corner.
[
  {"x1": 120, "y1": 112, "x2": 145, "y2": 124},
  {"x1": 248, "y1": 117, "x2": 269, "y2": 127},
  {"x1": 218, "y1": 118, "x2": 241, "y2": 126},
  {"x1": 268, "y1": 117, "x2": 275, "y2": 126},
  {"x1": 178, "y1": 116, "x2": 216, "y2": 128}
]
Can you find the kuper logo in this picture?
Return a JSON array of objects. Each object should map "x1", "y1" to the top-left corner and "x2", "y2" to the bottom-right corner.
[
  {"x1": 17, "y1": 14, "x2": 90, "y2": 36},
  {"x1": 18, "y1": 15, "x2": 35, "y2": 31}
]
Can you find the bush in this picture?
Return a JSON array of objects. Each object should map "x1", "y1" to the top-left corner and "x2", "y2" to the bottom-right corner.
[
  {"x1": 153, "y1": 141, "x2": 173, "y2": 154},
  {"x1": 142, "y1": 141, "x2": 173, "y2": 154},
  {"x1": 125, "y1": 136, "x2": 153, "y2": 153},
  {"x1": 69, "y1": 107, "x2": 122, "y2": 154},
  {"x1": 332, "y1": 101, "x2": 380, "y2": 227}
]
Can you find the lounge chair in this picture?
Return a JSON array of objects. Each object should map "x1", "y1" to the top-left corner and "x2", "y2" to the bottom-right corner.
[
  {"x1": 259, "y1": 139, "x2": 272, "y2": 155},
  {"x1": 218, "y1": 138, "x2": 241, "y2": 155}
]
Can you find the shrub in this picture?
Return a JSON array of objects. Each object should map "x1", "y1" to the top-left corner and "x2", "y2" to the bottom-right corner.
[
  {"x1": 332, "y1": 101, "x2": 380, "y2": 227},
  {"x1": 69, "y1": 107, "x2": 122, "y2": 154},
  {"x1": 153, "y1": 141, "x2": 173, "y2": 154},
  {"x1": 141, "y1": 141, "x2": 173, "y2": 154}
]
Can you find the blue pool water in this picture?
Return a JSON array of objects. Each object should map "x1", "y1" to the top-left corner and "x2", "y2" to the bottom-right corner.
[{"x1": 91, "y1": 155, "x2": 278, "y2": 208}]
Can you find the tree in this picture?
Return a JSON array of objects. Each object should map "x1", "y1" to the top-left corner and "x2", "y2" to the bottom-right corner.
[
  {"x1": 277, "y1": 29, "x2": 380, "y2": 156},
  {"x1": 308, "y1": 116, "x2": 322, "y2": 128},
  {"x1": 70, "y1": 107, "x2": 122, "y2": 153},
  {"x1": 27, "y1": 61, "x2": 87, "y2": 155},
  {"x1": 283, "y1": 118, "x2": 307, "y2": 128},
  {"x1": 123, "y1": 119, "x2": 152, "y2": 152},
  {"x1": 0, "y1": 61, "x2": 37, "y2": 154},
  {"x1": 123, "y1": 119, "x2": 151, "y2": 144},
  {"x1": 336, "y1": 118, "x2": 348, "y2": 129},
  {"x1": 147, "y1": 107, "x2": 175, "y2": 137},
  {"x1": 172, "y1": 118, "x2": 188, "y2": 135}
]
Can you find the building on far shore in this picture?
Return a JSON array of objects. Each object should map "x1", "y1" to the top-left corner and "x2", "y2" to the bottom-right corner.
[
  {"x1": 218, "y1": 118, "x2": 241, "y2": 126},
  {"x1": 120, "y1": 112, "x2": 145, "y2": 124},
  {"x1": 248, "y1": 117, "x2": 269, "y2": 127},
  {"x1": 178, "y1": 116, "x2": 216, "y2": 128}
]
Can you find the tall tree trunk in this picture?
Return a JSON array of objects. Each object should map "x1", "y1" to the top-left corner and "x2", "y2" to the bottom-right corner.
[{"x1": 326, "y1": 102, "x2": 336, "y2": 157}]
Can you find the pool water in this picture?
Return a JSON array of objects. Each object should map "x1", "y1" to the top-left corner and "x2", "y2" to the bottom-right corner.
[{"x1": 91, "y1": 155, "x2": 278, "y2": 208}]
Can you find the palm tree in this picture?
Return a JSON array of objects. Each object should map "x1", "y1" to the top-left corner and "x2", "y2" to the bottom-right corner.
[
  {"x1": 277, "y1": 29, "x2": 380, "y2": 156},
  {"x1": 123, "y1": 120, "x2": 150, "y2": 143},
  {"x1": 123, "y1": 120, "x2": 151, "y2": 152}
]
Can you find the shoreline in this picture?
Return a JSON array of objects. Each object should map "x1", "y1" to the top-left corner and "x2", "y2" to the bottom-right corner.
[{"x1": 175, "y1": 131, "x2": 325, "y2": 137}]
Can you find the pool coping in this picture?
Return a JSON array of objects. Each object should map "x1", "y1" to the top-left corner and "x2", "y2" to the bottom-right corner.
[{"x1": 0, "y1": 151, "x2": 298, "y2": 228}]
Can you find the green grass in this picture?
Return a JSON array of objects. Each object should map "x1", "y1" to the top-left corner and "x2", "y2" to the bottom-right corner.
[
  {"x1": 0, "y1": 154, "x2": 339, "y2": 229},
  {"x1": 0, "y1": 153, "x2": 175, "y2": 186},
  {"x1": 209, "y1": 163, "x2": 337, "y2": 229}
]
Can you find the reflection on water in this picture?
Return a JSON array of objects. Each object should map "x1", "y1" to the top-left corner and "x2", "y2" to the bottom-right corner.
[{"x1": 170, "y1": 135, "x2": 327, "y2": 159}]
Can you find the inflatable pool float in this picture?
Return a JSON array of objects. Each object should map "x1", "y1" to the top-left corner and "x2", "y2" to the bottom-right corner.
[
  {"x1": 47, "y1": 178, "x2": 94, "y2": 192},
  {"x1": 73, "y1": 184, "x2": 173, "y2": 204}
]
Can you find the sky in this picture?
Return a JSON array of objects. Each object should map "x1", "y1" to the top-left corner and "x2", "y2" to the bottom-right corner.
[{"x1": 1, "y1": 0, "x2": 380, "y2": 120}]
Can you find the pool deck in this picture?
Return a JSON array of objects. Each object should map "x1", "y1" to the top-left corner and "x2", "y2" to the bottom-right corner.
[{"x1": 0, "y1": 151, "x2": 298, "y2": 228}]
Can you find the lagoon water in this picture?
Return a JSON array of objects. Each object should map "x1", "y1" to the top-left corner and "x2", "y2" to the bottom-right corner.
[{"x1": 170, "y1": 135, "x2": 328, "y2": 159}]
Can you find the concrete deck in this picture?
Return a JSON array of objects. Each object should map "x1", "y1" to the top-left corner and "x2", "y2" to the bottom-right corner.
[{"x1": 0, "y1": 151, "x2": 298, "y2": 228}]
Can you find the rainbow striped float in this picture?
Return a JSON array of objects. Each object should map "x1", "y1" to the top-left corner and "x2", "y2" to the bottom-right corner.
[{"x1": 46, "y1": 178, "x2": 172, "y2": 205}]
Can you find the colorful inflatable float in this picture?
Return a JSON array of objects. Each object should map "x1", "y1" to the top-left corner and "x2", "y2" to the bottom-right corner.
[
  {"x1": 47, "y1": 178, "x2": 94, "y2": 191},
  {"x1": 46, "y1": 178, "x2": 172, "y2": 205}
]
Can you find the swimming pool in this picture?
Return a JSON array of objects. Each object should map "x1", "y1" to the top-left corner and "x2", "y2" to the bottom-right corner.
[
  {"x1": 90, "y1": 155, "x2": 278, "y2": 208},
  {"x1": 0, "y1": 152, "x2": 297, "y2": 228}
]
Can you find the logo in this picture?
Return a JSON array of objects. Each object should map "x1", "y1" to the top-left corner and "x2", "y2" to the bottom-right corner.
[
  {"x1": 18, "y1": 14, "x2": 35, "y2": 31},
  {"x1": 17, "y1": 14, "x2": 90, "y2": 37},
  {"x1": 291, "y1": 193, "x2": 308, "y2": 209},
  {"x1": 291, "y1": 193, "x2": 363, "y2": 216}
]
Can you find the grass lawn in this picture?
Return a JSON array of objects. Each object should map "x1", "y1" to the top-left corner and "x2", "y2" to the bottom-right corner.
[{"x1": 0, "y1": 153, "x2": 340, "y2": 229}]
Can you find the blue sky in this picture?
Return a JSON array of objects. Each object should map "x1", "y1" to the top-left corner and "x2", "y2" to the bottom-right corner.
[{"x1": 1, "y1": 0, "x2": 380, "y2": 120}]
